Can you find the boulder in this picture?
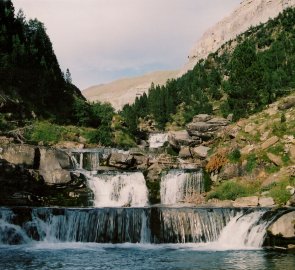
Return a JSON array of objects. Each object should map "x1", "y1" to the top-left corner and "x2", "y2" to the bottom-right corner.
[
  {"x1": 187, "y1": 122, "x2": 216, "y2": 132},
  {"x1": 278, "y1": 97, "x2": 295, "y2": 110},
  {"x1": 241, "y1": 145, "x2": 255, "y2": 155},
  {"x1": 259, "y1": 197, "x2": 275, "y2": 207},
  {"x1": 261, "y1": 136, "x2": 279, "y2": 150},
  {"x1": 267, "y1": 152, "x2": 283, "y2": 166},
  {"x1": 244, "y1": 123, "x2": 256, "y2": 133},
  {"x1": 179, "y1": 146, "x2": 192, "y2": 159},
  {"x1": 146, "y1": 162, "x2": 163, "y2": 182},
  {"x1": 207, "y1": 117, "x2": 229, "y2": 126},
  {"x1": 0, "y1": 144, "x2": 35, "y2": 167},
  {"x1": 108, "y1": 152, "x2": 134, "y2": 169},
  {"x1": 192, "y1": 114, "x2": 212, "y2": 122},
  {"x1": 192, "y1": 146, "x2": 210, "y2": 159},
  {"x1": 268, "y1": 211, "x2": 295, "y2": 238},
  {"x1": 168, "y1": 130, "x2": 193, "y2": 149},
  {"x1": 233, "y1": 196, "x2": 259, "y2": 207},
  {"x1": 207, "y1": 199, "x2": 234, "y2": 207},
  {"x1": 38, "y1": 148, "x2": 72, "y2": 184}
]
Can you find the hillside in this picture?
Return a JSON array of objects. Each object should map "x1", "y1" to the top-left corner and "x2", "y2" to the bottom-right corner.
[
  {"x1": 0, "y1": 1, "x2": 84, "y2": 124},
  {"x1": 181, "y1": 0, "x2": 295, "y2": 74},
  {"x1": 120, "y1": 7, "x2": 295, "y2": 135},
  {"x1": 83, "y1": 70, "x2": 178, "y2": 111},
  {"x1": 83, "y1": 0, "x2": 295, "y2": 110}
]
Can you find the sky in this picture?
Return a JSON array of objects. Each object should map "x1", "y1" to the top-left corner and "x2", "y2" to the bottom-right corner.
[{"x1": 13, "y1": 0, "x2": 239, "y2": 89}]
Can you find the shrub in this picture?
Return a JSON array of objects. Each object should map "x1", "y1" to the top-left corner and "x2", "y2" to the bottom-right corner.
[
  {"x1": 206, "y1": 149, "x2": 228, "y2": 173},
  {"x1": 228, "y1": 148, "x2": 241, "y2": 163},
  {"x1": 207, "y1": 180, "x2": 259, "y2": 201}
]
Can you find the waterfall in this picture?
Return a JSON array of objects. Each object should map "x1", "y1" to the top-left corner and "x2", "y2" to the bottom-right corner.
[
  {"x1": 154, "y1": 208, "x2": 236, "y2": 243},
  {"x1": 87, "y1": 172, "x2": 149, "y2": 207},
  {"x1": 148, "y1": 133, "x2": 168, "y2": 149},
  {"x1": 215, "y1": 209, "x2": 278, "y2": 249},
  {"x1": 70, "y1": 148, "x2": 113, "y2": 171},
  {"x1": 0, "y1": 207, "x2": 288, "y2": 248},
  {"x1": 160, "y1": 170, "x2": 204, "y2": 205}
]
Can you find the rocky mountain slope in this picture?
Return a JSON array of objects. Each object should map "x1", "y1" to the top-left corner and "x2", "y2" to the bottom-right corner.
[
  {"x1": 84, "y1": 0, "x2": 295, "y2": 109},
  {"x1": 83, "y1": 70, "x2": 178, "y2": 111},
  {"x1": 181, "y1": 0, "x2": 295, "y2": 74}
]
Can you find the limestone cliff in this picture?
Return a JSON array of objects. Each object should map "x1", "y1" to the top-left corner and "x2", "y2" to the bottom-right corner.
[{"x1": 181, "y1": 0, "x2": 295, "y2": 74}]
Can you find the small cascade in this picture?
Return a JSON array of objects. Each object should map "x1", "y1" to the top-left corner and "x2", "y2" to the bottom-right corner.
[
  {"x1": 70, "y1": 148, "x2": 113, "y2": 171},
  {"x1": 160, "y1": 170, "x2": 204, "y2": 205},
  {"x1": 215, "y1": 209, "x2": 278, "y2": 249},
  {"x1": 0, "y1": 208, "x2": 30, "y2": 244},
  {"x1": 148, "y1": 133, "x2": 168, "y2": 149},
  {"x1": 87, "y1": 172, "x2": 149, "y2": 207},
  {"x1": 154, "y1": 208, "x2": 236, "y2": 243}
]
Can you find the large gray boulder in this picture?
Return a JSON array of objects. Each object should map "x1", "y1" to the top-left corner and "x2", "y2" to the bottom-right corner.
[
  {"x1": 108, "y1": 152, "x2": 135, "y2": 169},
  {"x1": 268, "y1": 211, "x2": 295, "y2": 238},
  {"x1": 168, "y1": 130, "x2": 194, "y2": 150},
  {"x1": 38, "y1": 148, "x2": 72, "y2": 184},
  {"x1": 0, "y1": 144, "x2": 35, "y2": 167}
]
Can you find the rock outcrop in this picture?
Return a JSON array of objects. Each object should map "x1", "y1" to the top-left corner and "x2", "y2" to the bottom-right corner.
[
  {"x1": 181, "y1": 0, "x2": 295, "y2": 74},
  {"x1": 0, "y1": 144, "x2": 91, "y2": 206}
]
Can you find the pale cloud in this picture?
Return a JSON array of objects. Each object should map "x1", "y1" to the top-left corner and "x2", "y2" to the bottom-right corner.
[{"x1": 13, "y1": 0, "x2": 239, "y2": 89}]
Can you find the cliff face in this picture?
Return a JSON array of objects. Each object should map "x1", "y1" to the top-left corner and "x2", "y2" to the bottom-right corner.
[{"x1": 180, "y1": 0, "x2": 295, "y2": 75}]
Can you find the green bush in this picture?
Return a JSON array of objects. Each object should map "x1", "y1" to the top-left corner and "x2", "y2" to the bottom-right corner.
[
  {"x1": 228, "y1": 148, "x2": 241, "y2": 163},
  {"x1": 207, "y1": 180, "x2": 259, "y2": 201},
  {"x1": 245, "y1": 154, "x2": 257, "y2": 173}
]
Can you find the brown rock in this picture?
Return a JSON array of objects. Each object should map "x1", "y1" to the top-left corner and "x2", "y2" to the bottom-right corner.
[
  {"x1": 267, "y1": 152, "x2": 283, "y2": 166},
  {"x1": 179, "y1": 146, "x2": 192, "y2": 159},
  {"x1": 192, "y1": 114, "x2": 212, "y2": 122},
  {"x1": 244, "y1": 123, "x2": 256, "y2": 133},
  {"x1": 278, "y1": 97, "x2": 295, "y2": 110},
  {"x1": 192, "y1": 146, "x2": 210, "y2": 159},
  {"x1": 241, "y1": 145, "x2": 255, "y2": 155},
  {"x1": 290, "y1": 145, "x2": 295, "y2": 161},
  {"x1": 233, "y1": 196, "x2": 259, "y2": 207},
  {"x1": 259, "y1": 197, "x2": 275, "y2": 207},
  {"x1": 261, "y1": 136, "x2": 279, "y2": 150}
]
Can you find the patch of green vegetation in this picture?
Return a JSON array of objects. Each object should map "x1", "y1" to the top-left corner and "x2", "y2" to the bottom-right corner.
[
  {"x1": 265, "y1": 164, "x2": 280, "y2": 174},
  {"x1": 113, "y1": 130, "x2": 136, "y2": 148},
  {"x1": 228, "y1": 148, "x2": 241, "y2": 163},
  {"x1": 207, "y1": 180, "x2": 259, "y2": 201},
  {"x1": 261, "y1": 178, "x2": 294, "y2": 205},
  {"x1": 203, "y1": 171, "x2": 213, "y2": 192},
  {"x1": 245, "y1": 154, "x2": 257, "y2": 173}
]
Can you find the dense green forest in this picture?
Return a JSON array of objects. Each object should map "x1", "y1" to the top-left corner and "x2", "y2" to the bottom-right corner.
[
  {"x1": 0, "y1": 0, "x2": 116, "y2": 145},
  {"x1": 121, "y1": 7, "x2": 295, "y2": 135}
]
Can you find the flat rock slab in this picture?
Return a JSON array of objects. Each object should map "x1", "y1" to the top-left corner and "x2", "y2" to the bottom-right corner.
[
  {"x1": 233, "y1": 196, "x2": 259, "y2": 207},
  {"x1": 268, "y1": 211, "x2": 295, "y2": 238}
]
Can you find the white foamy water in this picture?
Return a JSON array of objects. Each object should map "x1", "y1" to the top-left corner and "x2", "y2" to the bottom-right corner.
[
  {"x1": 148, "y1": 133, "x2": 168, "y2": 148},
  {"x1": 87, "y1": 172, "x2": 149, "y2": 207},
  {"x1": 160, "y1": 170, "x2": 204, "y2": 205}
]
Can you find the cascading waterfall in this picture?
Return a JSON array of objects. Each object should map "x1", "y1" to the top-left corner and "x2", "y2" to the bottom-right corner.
[
  {"x1": 160, "y1": 170, "x2": 204, "y2": 205},
  {"x1": 148, "y1": 133, "x2": 168, "y2": 148},
  {"x1": 0, "y1": 207, "x2": 286, "y2": 248},
  {"x1": 70, "y1": 148, "x2": 113, "y2": 171},
  {"x1": 87, "y1": 172, "x2": 149, "y2": 207}
]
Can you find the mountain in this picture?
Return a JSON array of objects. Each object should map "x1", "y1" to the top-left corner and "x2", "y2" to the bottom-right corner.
[
  {"x1": 83, "y1": 0, "x2": 295, "y2": 109},
  {"x1": 83, "y1": 70, "x2": 178, "y2": 111},
  {"x1": 181, "y1": 0, "x2": 295, "y2": 75}
]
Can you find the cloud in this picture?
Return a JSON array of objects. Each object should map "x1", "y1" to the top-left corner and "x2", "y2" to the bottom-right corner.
[{"x1": 13, "y1": 0, "x2": 239, "y2": 89}]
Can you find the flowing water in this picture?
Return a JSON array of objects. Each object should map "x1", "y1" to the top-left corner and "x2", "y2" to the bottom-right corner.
[
  {"x1": 0, "y1": 207, "x2": 294, "y2": 269},
  {"x1": 161, "y1": 170, "x2": 204, "y2": 204}
]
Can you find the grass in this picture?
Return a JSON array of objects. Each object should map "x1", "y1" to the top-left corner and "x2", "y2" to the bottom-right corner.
[{"x1": 207, "y1": 180, "x2": 260, "y2": 201}]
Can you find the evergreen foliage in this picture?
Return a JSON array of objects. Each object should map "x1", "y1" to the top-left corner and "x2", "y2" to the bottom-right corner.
[
  {"x1": 0, "y1": 1, "x2": 85, "y2": 123},
  {"x1": 121, "y1": 7, "x2": 295, "y2": 134}
]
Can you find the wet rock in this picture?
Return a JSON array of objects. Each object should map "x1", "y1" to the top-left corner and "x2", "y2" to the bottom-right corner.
[
  {"x1": 268, "y1": 211, "x2": 295, "y2": 238},
  {"x1": 233, "y1": 196, "x2": 259, "y2": 207}
]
